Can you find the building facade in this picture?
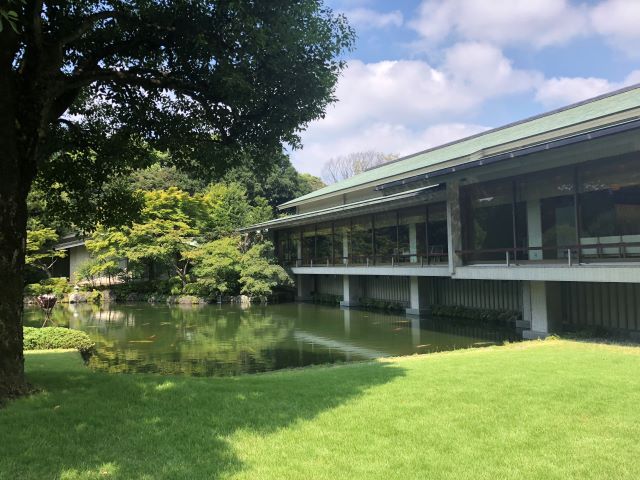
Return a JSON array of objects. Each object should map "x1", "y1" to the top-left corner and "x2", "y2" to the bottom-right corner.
[{"x1": 243, "y1": 85, "x2": 640, "y2": 339}]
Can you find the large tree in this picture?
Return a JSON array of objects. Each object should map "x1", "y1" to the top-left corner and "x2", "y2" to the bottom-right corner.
[{"x1": 0, "y1": 0, "x2": 353, "y2": 398}]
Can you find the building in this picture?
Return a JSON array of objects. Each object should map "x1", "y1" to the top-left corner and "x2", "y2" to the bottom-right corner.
[{"x1": 242, "y1": 85, "x2": 640, "y2": 339}]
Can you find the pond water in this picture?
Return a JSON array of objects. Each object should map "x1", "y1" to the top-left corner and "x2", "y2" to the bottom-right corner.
[{"x1": 23, "y1": 303, "x2": 519, "y2": 376}]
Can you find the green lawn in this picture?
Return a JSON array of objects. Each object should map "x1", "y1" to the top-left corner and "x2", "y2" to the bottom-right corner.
[{"x1": 3, "y1": 340, "x2": 640, "y2": 479}]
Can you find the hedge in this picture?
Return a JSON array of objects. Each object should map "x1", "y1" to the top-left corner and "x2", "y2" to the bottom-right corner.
[{"x1": 23, "y1": 327, "x2": 95, "y2": 358}]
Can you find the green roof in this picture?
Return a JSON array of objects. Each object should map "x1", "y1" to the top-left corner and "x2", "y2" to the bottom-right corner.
[{"x1": 282, "y1": 83, "x2": 640, "y2": 208}]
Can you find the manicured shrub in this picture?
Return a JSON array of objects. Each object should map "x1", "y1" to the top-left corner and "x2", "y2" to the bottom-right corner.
[
  {"x1": 23, "y1": 327, "x2": 95, "y2": 358},
  {"x1": 24, "y1": 277, "x2": 72, "y2": 298},
  {"x1": 310, "y1": 293, "x2": 342, "y2": 305}
]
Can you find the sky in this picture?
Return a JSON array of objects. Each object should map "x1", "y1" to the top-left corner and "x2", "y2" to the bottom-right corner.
[{"x1": 289, "y1": 0, "x2": 640, "y2": 177}]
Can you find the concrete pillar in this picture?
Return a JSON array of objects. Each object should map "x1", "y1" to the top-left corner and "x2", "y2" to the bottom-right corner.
[
  {"x1": 340, "y1": 275, "x2": 363, "y2": 308},
  {"x1": 406, "y1": 276, "x2": 430, "y2": 316},
  {"x1": 409, "y1": 223, "x2": 417, "y2": 263},
  {"x1": 446, "y1": 180, "x2": 463, "y2": 274},
  {"x1": 522, "y1": 281, "x2": 562, "y2": 339},
  {"x1": 527, "y1": 200, "x2": 543, "y2": 260},
  {"x1": 296, "y1": 274, "x2": 314, "y2": 301},
  {"x1": 296, "y1": 240, "x2": 302, "y2": 267}
]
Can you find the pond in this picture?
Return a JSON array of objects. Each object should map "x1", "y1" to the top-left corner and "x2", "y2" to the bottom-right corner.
[{"x1": 23, "y1": 303, "x2": 520, "y2": 376}]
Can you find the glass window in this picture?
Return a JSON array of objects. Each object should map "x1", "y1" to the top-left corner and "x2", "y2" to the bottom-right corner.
[
  {"x1": 333, "y1": 220, "x2": 350, "y2": 265},
  {"x1": 516, "y1": 166, "x2": 575, "y2": 260},
  {"x1": 399, "y1": 207, "x2": 426, "y2": 264},
  {"x1": 427, "y1": 202, "x2": 448, "y2": 263},
  {"x1": 461, "y1": 179, "x2": 514, "y2": 262},
  {"x1": 315, "y1": 223, "x2": 333, "y2": 265},
  {"x1": 579, "y1": 154, "x2": 640, "y2": 258},
  {"x1": 374, "y1": 212, "x2": 397, "y2": 264},
  {"x1": 351, "y1": 215, "x2": 373, "y2": 264},
  {"x1": 301, "y1": 225, "x2": 315, "y2": 266}
]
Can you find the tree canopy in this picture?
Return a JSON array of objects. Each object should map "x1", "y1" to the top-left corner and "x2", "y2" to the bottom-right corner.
[{"x1": 0, "y1": 0, "x2": 354, "y2": 398}]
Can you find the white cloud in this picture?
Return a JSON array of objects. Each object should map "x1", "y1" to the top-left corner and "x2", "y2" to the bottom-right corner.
[
  {"x1": 291, "y1": 44, "x2": 541, "y2": 175},
  {"x1": 342, "y1": 8, "x2": 403, "y2": 29},
  {"x1": 292, "y1": 122, "x2": 488, "y2": 176},
  {"x1": 410, "y1": 0, "x2": 588, "y2": 49},
  {"x1": 535, "y1": 70, "x2": 640, "y2": 107},
  {"x1": 590, "y1": 0, "x2": 640, "y2": 57}
]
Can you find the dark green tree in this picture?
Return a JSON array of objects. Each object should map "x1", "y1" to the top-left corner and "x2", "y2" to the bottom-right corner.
[
  {"x1": 223, "y1": 152, "x2": 325, "y2": 209},
  {"x1": 0, "y1": 0, "x2": 353, "y2": 398}
]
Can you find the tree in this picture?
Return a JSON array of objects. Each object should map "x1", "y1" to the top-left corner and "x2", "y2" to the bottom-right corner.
[
  {"x1": 321, "y1": 151, "x2": 399, "y2": 184},
  {"x1": 0, "y1": 1, "x2": 354, "y2": 397},
  {"x1": 132, "y1": 163, "x2": 207, "y2": 195},
  {"x1": 222, "y1": 152, "x2": 325, "y2": 209},
  {"x1": 186, "y1": 237, "x2": 243, "y2": 298},
  {"x1": 25, "y1": 225, "x2": 66, "y2": 279},
  {"x1": 239, "y1": 242, "x2": 292, "y2": 299},
  {"x1": 298, "y1": 173, "x2": 326, "y2": 194}
]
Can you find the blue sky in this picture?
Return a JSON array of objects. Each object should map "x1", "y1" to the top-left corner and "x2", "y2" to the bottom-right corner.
[{"x1": 290, "y1": 0, "x2": 640, "y2": 178}]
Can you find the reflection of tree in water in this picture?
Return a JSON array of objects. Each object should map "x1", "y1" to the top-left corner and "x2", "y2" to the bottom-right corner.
[{"x1": 88, "y1": 305, "x2": 294, "y2": 376}]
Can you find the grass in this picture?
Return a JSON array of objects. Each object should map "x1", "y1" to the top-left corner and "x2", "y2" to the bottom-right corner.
[{"x1": 3, "y1": 340, "x2": 640, "y2": 479}]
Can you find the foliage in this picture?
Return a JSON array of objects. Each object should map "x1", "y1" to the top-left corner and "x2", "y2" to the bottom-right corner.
[
  {"x1": 222, "y1": 152, "x2": 325, "y2": 209},
  {"x1": 22, "y1": 327, "x2": 95, "y2": 356},
  {"x1": 239, "y1": 242, "x2": 292, "y2": 299},
  {"x1": 187, "y1": 237, "x2": 243, "y2": 298},
  {"x1": 6, "y1": 0, "x2": 355, "y2": 230},
  {"x1": 310, "y1": 293, "x2": 343, "y2": 305},
  {"x1": 357, "y1": 297, "x2": 405, "y2": 312},
  {"x1": 298, "y1": 173, "x2": 326, "y2": 194},
  {"x1": 25, "y1": 225, "x2": 66, "y2": 278},
  {"x1": 86, "y1": 185, "x2": 287, "y2": 298},
  {"x1": 322, "y1": 151, "x2": 399, "y2": 184},
  {"x1": 198, "y1": 183, "x2": 271, "y2": 239},
  {"x1": 1, "y1": 0, "x2": 355, "y2": 396},
  {"x1": 132, "y1": 163, "x2": 206, "y2": 194},
  {"x1": 24, "y1": 278, "x2": 72, "y2": 298},
  {"x1": 430, "y1": 305, "x2": 521, "y2": 325}
]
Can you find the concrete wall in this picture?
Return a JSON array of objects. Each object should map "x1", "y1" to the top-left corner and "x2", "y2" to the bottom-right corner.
[
  {"x1": 315, "y1": 275, "x2": 343, "y2": 297},
  {"x1": 562, "y1": 282, "x2": 640, "y2": 332},
  {"x1": 68, "y1": 244, "x2": 90, "y2": 283},
  {"x1": 428, "y1": 278, "x2": 522, "y2": 312}
]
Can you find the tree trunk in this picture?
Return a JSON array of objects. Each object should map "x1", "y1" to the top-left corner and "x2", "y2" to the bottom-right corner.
[{"x1": 0, "y1": 74, "x2": 34, "y2": 401}]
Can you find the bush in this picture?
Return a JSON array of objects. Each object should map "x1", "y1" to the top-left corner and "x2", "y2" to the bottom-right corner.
[
  {"x1": 24, "y1": 277, "x2": 72, "y2": 298},
  {"x1": 430, "y1": 305, "x2": 521, "y2": 325},
  {"x1": 23, "y1": 327, "x2": 95, "y2": 358}
]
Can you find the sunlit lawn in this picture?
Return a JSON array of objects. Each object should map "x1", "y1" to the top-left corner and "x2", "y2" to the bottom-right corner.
[{"x1": 3, "y1": 340, "x2": 640, "y2": 479}]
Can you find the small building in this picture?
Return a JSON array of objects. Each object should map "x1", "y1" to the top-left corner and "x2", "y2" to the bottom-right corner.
[
  {"x1": 242, "y1": 84, "x2": 640, "y2": 339},
  {"x1": 53, "y1": 234, "x2": 91, "y2": 283}
]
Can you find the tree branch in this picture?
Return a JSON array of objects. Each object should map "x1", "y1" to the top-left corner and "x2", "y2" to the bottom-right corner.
[{"x1": 59, "y1": 10, "x2": 124, "y2": 46}]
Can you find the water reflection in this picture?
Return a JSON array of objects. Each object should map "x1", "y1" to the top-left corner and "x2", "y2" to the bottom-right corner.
[{"x1": 23, "y1": 303, "x2": 519, "y2": 376}]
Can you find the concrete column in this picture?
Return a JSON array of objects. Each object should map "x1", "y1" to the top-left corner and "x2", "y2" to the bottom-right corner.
[
  {"x1": 522, "y1": 281, "x2": 562, "y2": 339},
  {"x1": 446, "y1": 180, "x2": 463, "y2": 274},
  {"x1": 296, "y1": 240, "x2": 302, "y2": 267},
  {"x1": 340, "y1": 275, "x2": 363, "y2": 308},
  {"x1": 409, "y1": 223, "x2": 417, "y2": 263},
  {"x1": 527, "y1": 200, "x2": 543, "y2": 260},
  {"x1": 296, "y1": 274, "x2": 314, "y2": 301},
  {"x1": 406, "y1": 276, "x2": 430, "y2": 316}
]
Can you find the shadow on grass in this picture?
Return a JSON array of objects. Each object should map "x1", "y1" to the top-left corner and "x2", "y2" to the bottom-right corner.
[{"x1": 1, "y1": 352, "x2": 404, "y2": 479}]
